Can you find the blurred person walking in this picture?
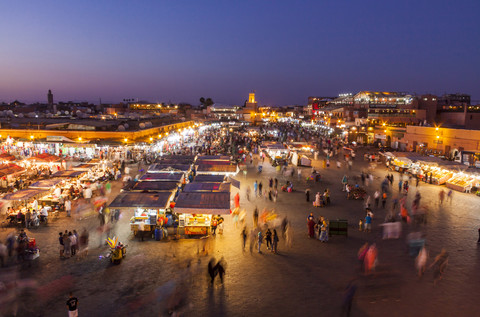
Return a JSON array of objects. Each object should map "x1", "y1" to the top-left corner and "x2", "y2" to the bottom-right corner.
[
  {"x1": 415, "y1": 246, "x2": 428, "y2": 278},
  {"x1": 208, "y1": 258, "x2": 217, "y2": 285},
  {"x1": 446, "y1": 189, "x2": 453, "y2": 204},
  {"x1": 285, "y1": 223, "x2": 293, "y2": 248},
  {"x1": 429, "y1": 249, "x2": 449, "y2": 285},
  {"x1": 215, "y1": 258, "x2": 226, "y2": 283},
  {"x1": 272, "y1": 229, "x2": 279, "y2": 253},
  {"x1": 374, "y1": 190, "x2": 380, "y2": 208},
  {"x1": 439, "y1": 190, "x2": 445, "y2": 206},
  {"x1": 364, "y1": 244, "x2": 378, "y2": 275},
  {"x1": 341, "y1": 279, "x2": 357, "y2": 317},
  {"x1": 241, "y1": 227, "x2": 247, "y2": 252},
  {"x1": 257, "y1": 231, "x2": 263, "y2": 253},
  {"x1": 253, "y1": 206, "x2": 258, "y2": 228}
]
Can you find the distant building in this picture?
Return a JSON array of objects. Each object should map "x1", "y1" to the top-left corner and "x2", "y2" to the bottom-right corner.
[
  {"x1": 241, "y1": 92, "x2": 259, "y2": 122},
  {"x1": 245, "y1": 92, "x2": 258, "y2": 111},
  {"x1": 438, "y1": 93, "x2": 470, "y2": 106},
  {"x1": 415, "y1": 94, "x2": 438, "y2": 123},
  {"x1": 307, "y1": 96, "x2": 335, "y2": 118},
  {"x1": 47, "y1": 89, "x2": 53, "y2": 105},
  {"x1": 206, "y1": 104, "x2": 240, "y2": 120}
]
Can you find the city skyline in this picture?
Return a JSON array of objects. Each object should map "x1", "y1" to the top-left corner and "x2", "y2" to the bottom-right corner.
[{"x1": 1, "y1": 1, "x2": 479, "y2": 105}]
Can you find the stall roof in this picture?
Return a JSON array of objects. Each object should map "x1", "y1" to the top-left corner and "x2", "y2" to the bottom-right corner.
[
  {"x1": 85, "y1": 158, "x2": 103, "y2": 164},
  {"x1": 131, "y1": 181, "x2": 179, "y2": 192},
  {"x1": 0, "y1": 154, "x2": 16, "y2": 161},
  {"x1": 72, "y1": 163, "x2": 95, "y2": 170},
  {"x1": 196, "y1": 155, "x2": 230, "y2": 160},
  {"x1": 158, "y1": 155, "x2": 196, "y2": 160},
  {"x1": 262, "y1": 142, "x2": 286, "y2": 150},
  {"x1": 148, "y1": 163, "x2": 191, "y2": 173},
  {"x1": 183, "y1": 182, "x2": 230, "y2": 193},
  {"x1": 193, "y1": 175, "x2": 226, "y2": 183},
  {"x1": 196, "y1": 164, "x2": 238, "y2": 174},
  {"x1": 2, "y1": 188, "x2": 48, "y2": 201},
  {"x1": 139, "y1": 172, "x2": 184, "y2": 182},
  {"x1": 195, "y1": 160, "x2": 231, "y2": 166},
  {"x1": 0, "y1": 163, "x2": 25, "y2": 177},
  {"x1": 108, "y1": 192, "x2": 173, "y2": 209},
  {"x1": 389, "y1": 152, "x2": 469, "y2": 171},
  {"x1": 30, "y1": 178, "x2": 64, "y2": 188},
  {"x1": 174, "y1": 192, "x2": 230, "y2": 214},
  {"x1": 27, "y1": 153, "x2": 62, "y2": 163},
  {"x1": 155, "y1": 155, "x2": 196, "y2": 164},
  {"x1": 52, "y1": 170, "x2": 85, "y2": 178}
]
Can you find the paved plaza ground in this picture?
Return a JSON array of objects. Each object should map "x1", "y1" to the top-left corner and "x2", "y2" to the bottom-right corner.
[{"x1": 1, "y1": 147, "x2": 480, "y2": 317}]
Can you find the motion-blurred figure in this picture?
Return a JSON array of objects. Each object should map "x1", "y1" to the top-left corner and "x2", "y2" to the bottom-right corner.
[
  {"x1": 215, "y1": 257, "x2": 226, "y2": 283},
  {"x1": 429, "y1": 249, "x2": 449, "y2": 285},
  {"x1": 364, "y1": 244, "x2": 377, "y2": 275},
  {"x1": 207, "y1": 258, "x2": 217, "y2": 285},
  {"x1": 341, "y1": 279, "x2": 357, "y2": 317},
  {"x1": 415, "y1": 246, "x2": 428, "y2": 278}
]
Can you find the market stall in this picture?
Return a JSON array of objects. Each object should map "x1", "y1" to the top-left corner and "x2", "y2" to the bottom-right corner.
[
  {"x1": 0, "y1": 153, "x2": 16, "y2": 162},
  {"x1": 108, "y1": 191, "x2": 175, "y2": 237},
  {"x1": 27, "y1": 153, "x2": 62, "y2": 163},
  {"x1": 446, "y1": 173, "x2": 475, "y2": 192},
  {"x1": 2, "y1": 188, "x2": 49, "y2": 202},
  {"x1": 130, "y1": 181, "x2": 180, "y2": 193},
  {"x1": 193, "y1": 175, "x2": 226, "y2": 183},
  {"x1": 195, "y1": 164, "x2": 238, "y2": 176},
  {"x1": 72, "y1": 163, "x2": 98, "y2": 171},
  {"x1": 390, "y1": 157, "x2": 412, "y2": 172},
  {"x1": 155, "y1": 155, "x2": 196, "y2": 164},
  {"x1": 262, "y1": 143, "x2": 289, "y2": 160},
  {"x1": 2, "y1": 188, "x2": 50, "y2": 217},
  {"x1": 139, "y1": 172, "x2": 184, "y2": 183},
  {"x1": 148, "y1": 164, "x2": 191, "y2": 173},
  {"x1": 196, "y1": 155, "x2": 230, "y2": 161},
  {"x1": 0, "y1": 164, "x2": 26, "y2": 188},
  {"x1": 174, "y1": 192, "x2": 231, "y2": 235},
  {"x1": 290, "y1": 152, "x2": 312, "y2": 167},
  {"x1": 29, "y1": 178, "x2": 65, "y2": 189},
  {"x1": 183, "y1": 182, "x2": 230, "y2": 193},
  {"x1": 52, "y1": 170, "x2": 85, "y2": 178}
]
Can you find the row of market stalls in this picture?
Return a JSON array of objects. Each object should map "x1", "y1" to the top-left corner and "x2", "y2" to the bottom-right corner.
[
  {"x1": 382, "y1": 152, "x2": 480, "y2": 192},
  {"x1": 1, "y1": 158, "x2": 110, "y2": 216},
  {"x1": 109, "y1": 155, "x2": 239, "y2": 238},
  {"x1": 0, "y1": 153, "x2": 68, "y2": 190}
]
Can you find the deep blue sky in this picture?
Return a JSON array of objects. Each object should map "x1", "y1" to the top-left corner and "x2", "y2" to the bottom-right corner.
[{"x1": 1, "y1": 0, "x2": 479, "y2": 106}]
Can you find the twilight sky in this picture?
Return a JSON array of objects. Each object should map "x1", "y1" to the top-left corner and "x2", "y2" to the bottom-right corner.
[{"x1": 1, "y1": 0, "x2": 479, "y2": 106}]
